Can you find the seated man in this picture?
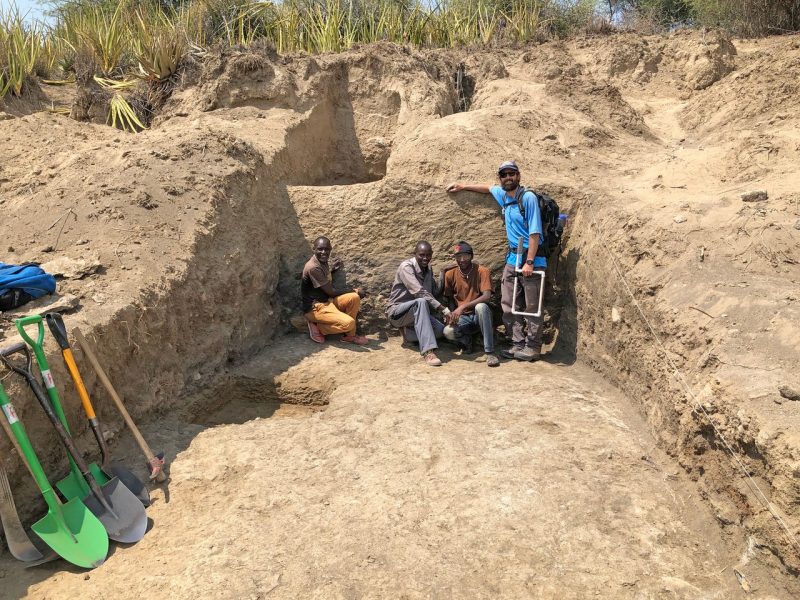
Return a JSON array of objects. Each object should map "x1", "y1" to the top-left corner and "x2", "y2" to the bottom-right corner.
[
  {"x1": 386, "y1": 241, "x2": 450, "y2": 367},
  {"x1": 301, "y1": 236, "x2": 367, "y2": 345},
  {"x1": 441, "y1": 241, "x2": 499, "y2": 367}
]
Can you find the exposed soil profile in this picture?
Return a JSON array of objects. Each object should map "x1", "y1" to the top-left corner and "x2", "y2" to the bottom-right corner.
[{"x1": 1, "y1": 32, "x2": 799, "y2": 598}]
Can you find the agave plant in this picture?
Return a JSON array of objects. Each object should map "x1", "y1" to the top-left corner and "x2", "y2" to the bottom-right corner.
[
  {"x1": 0, "y1": 6, "x2": 42, "y2": 97},
  {"x1": 65, "y1": 2, "x2": 128, "y2": 77},
  {"x1": 131, "y1": 9, "x2": 186, "y2": 82}
]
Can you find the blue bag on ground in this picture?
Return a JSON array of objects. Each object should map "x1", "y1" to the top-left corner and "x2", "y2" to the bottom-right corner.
[{"x1": 0, "y1": 263, "x2": 57, "y2": 311}]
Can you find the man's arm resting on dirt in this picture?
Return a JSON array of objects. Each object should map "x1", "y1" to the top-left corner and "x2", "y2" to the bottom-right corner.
[{"x1": 445, "y1": 183, "x2": 493, "y2": 194}]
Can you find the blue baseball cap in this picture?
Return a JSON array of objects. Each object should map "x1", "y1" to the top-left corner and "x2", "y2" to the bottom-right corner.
[{"x1": 498, "y1": 160, "x2": 519, "y2": 174}]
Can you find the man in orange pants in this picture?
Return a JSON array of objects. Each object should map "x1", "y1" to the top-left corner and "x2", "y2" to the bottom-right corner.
[{"x1": 301, "y1": 236, "x2": 368, "y2": 345}]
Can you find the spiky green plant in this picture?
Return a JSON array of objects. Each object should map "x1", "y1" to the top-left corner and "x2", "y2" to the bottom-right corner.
[
  {"x1": 131, "y1": 8, "x2": 186, "y2": 82},
  {"x1": 64, "y1": 2, "x2": 129, "y2": 77},
  {"x1": 0, "y1": 5, "x2": 43, "y2": 97}
]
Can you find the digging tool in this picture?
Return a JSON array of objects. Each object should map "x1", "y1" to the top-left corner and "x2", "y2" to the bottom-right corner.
[
  {"x1": 7, "y1": 327, "x2": 148, "y2": 545},
  {"x1": 511, "y1": 235, "x2": 545, "y2": 318},
  {"x1": 0, "y1": 459, "x2": 44, "y2": 563},
  {"x1": 0, "y1": 362, "x2": 108, "y2": 569},
  {"x1": 72, "y1": 328, "x2": 166, "y2": 483},
  {"x1": 45, "y1": 313, "x2": 150, "y2": 507}
]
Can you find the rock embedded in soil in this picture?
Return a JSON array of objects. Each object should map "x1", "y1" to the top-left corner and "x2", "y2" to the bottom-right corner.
[
  {"x1": 779, "y1": 385, "x2": 800, "y2": 401},
  {"x1": 740, "y1": 190, "x2": 768, "y2": 202}
]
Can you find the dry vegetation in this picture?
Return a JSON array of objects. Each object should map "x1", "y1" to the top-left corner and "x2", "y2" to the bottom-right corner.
[{"x1": 2, "y1": 0, "x2": 797, "y2": 130}]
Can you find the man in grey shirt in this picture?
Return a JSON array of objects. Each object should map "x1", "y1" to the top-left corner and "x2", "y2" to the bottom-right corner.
[{"x1": 386, "y1": 241, "x2": 451, "y2": 367}]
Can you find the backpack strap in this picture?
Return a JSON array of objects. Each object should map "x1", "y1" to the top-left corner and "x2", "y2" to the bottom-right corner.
[{"x1": 502, "y1": 186, "x2": 529, "y2": 229}]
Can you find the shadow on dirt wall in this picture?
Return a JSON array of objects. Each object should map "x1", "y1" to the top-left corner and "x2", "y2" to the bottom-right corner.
[{"x1": 545, "y1": 247, "x2": 579, "y2": 366}]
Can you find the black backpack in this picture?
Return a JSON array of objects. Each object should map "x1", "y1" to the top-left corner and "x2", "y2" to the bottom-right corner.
[{"x1": 502, "y1": 186, "x2": 563, "y2": 258}]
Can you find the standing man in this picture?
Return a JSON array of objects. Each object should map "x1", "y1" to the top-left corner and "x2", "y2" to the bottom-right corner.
[
  {"x1": 386, "y1": 241, "x2": 450, "y2": 367},
  {"x1": 446, "y1": 161, "x2": 545, "y2": 361},
  {"x1": 302, "y1": 236, "x2": 368, "y2": 345},
  {"x1": 441, "y1": 241, "x2": 500, "y2": 367}
]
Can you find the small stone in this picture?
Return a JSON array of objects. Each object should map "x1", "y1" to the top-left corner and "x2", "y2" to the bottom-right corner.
[
  {"x1": 778, "y1": 386, "x2": 800, "y2": 401},
  {"x1": 84, "y1": 574, "x2": 90, "y2": 581},
  {"x1": 794, "y1": 219, "x2": 800, "y2": 230},
  {"x1": 674, "y1": 214, "x2": 688, "y2": 223},
  {"x1": 740, "y1": 190, "x2": 768, "y2": 202},
  {"x1": 76, "y1": 239, "x2": 89, "y2": 245},
  {"x1": 41, "y1": 245, "x2": 55, "y2": 252},
  {"x1": 7, "y1": 246, "x2": 13, "y2": 252},
  {"x1": 611, "y1": 306, "x2": 623, "y2": 324}
]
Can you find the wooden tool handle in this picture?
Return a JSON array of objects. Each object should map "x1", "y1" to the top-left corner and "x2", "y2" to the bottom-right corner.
[{"x1": 71, "y1": 328, "x2": 166, "y2": 482}]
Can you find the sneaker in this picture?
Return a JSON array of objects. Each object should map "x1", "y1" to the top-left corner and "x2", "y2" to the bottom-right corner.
[
  {"x1": 485, "y1": 352, "x2": 500, "y2": 367},
  {"x1": 500, "y1": 344, "x2": 524, "y2": 359},
  {"x1": 422, "y1": 350, "x2": 442, "y2": 367},
  {"x1": 308, "y1": 321, "x2": 325, "y2": 344},
  {"x1": 342, "y1": 334, "x2": 368, "y2": 345},
  {"x1": 514, "y1": 347, "x2": 541, "y2": 362}
]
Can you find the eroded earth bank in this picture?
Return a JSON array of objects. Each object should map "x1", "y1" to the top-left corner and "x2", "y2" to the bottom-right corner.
[{"x1": 1, "y1": 31, "x2": 799, "y2": 598}]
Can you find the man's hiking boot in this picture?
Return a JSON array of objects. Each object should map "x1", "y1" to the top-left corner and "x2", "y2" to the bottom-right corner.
[
  {"x1": 485, "y1": 352, "x2": 500, "y2": 367},
  {"x1": 342, "y1": 334, "x2": 369, "y2": 345},
  {"x1": 514, "y1": 346, "x2": 541, "y2": 362},
  {"x1": 308, "y1": 321, "x2": 325, "y2": 344},
  {"x1": 422, "y1": 350, "x2": 442, "y2": 367},
  {"x1": 500, "y1": 344, "x2": 524, "y2": 359}
]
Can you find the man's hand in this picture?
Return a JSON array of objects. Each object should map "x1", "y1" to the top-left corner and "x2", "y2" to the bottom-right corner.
[
  {"x1": 329, "y1": 256, "x2": 344, "y2": 272},
  {"x1": 446, "y1": 182, "x2": 464, "y2": 193},
  {"x1": 522, "y1": 263, "x2": 535, "y2": 278},
  {"x1": 449, "y1": 306, "x2": 465, "y2": 324}
]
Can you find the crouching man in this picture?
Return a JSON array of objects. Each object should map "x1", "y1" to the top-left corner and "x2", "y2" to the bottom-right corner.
[
  {"x1": 441, "y1": 241, "x2": 499, "y2": 367},
  {"x1": 386, "y1": 241, "x2": 450, "y2": 367},
  {"x1": 302, "y1": 236, "x2": 367, "y2": 345}
]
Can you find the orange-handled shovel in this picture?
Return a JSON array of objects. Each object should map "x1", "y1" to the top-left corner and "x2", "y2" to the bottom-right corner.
[
  {"x1": 71, "y1": 327, "x2": 166, "y2": 483},
  {"x1": 45, "y1": 314, "x2": 152, "y2": 506}
]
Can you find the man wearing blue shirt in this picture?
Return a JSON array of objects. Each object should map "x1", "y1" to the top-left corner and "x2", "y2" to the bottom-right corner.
[{"x1": 446, "y1": 161, "x2": 545, "y2": 361}]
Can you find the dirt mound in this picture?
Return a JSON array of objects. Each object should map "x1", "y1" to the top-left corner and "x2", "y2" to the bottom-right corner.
[
  {"x1": 1, "y1": 33, "x2": 800, "y2": 590},
  {"x1": 681, "y1": 37, "x2": 800, "y2": 138},
  {"x1": 574, "y1": 30, "x2": 736, "y2": 94}
]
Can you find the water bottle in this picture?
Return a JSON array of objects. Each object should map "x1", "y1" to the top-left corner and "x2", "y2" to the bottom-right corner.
[{"x1": 557, "y1": 213, "x2": 567, "y2": 236}]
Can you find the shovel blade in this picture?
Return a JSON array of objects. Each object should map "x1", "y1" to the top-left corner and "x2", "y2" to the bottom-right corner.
[
  {"x1": 108, "y1": 463, "x2": 151, "y2": 507},
  {"x1": 0, "y1": 467, "x2": 44, "y2": 562},
  {"x1": 56, "y1": 463, "x2": 107, "y2": 502},
  {"x1": 32, "y1": 497, "x2": 108, "y2": 569},
  {"x1": 83, "y1": 477, "x2": 148, "y2": 544}
]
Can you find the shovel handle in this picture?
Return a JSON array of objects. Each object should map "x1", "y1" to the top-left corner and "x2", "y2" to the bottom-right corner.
[
  {"x1": 0, "y1": 382, "x2": 60, "y2": 503},
  {"x1": 22, "y1": 371, "x2": 110, "y2": 508},
  {"x1": 72, "y1": 328, "x2": 166, "y2": 482},
  {"x1": 15, "y1": 316, "x2": 44, "y2": 349},
  {"x1": 45, "y1": 313, "x2": 71, "y2": 351}
]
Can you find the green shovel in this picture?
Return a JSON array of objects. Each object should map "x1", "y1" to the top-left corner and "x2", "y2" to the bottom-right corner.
[
  {"x1": 15, "y1": 315, "x2": 92, "y2": 501},
  {"x1": 0, "y1": 356, "x2": 108, "y2": 569},
  {"x1": 14, "y1": 316, "x2": 148, "y2": 544}
]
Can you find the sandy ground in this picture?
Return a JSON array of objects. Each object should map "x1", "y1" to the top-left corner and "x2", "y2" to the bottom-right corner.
[{"x1": 2, "y1": 334, "x2": 797, "y2": 599}]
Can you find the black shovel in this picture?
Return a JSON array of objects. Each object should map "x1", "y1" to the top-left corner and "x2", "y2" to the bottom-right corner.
[{"x1": 1, "y1": 346, "x2": 148, "y2": 545}]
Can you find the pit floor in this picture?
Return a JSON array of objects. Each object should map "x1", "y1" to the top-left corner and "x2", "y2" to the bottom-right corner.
[{"x1": 2, "y1": 335, "x2": 797, "y2": 599}]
